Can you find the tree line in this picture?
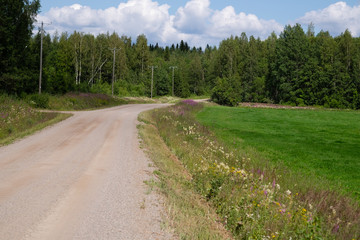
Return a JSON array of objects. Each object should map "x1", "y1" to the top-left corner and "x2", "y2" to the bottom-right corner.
[
  {"x1": 1, "y1": 1, "x2": 360, "y2": 109},
  {"x1": 212, "y1": 24, "x2": 360, "y2": 109}
]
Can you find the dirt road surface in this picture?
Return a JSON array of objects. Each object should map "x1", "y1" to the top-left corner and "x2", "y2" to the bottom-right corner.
[{"x1": 0, "y1": 104, "x2": 173, "y2": 240}]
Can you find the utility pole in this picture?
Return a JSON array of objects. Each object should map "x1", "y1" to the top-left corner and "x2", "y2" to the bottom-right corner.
[
  {"x1": 169, "y1": 66, "x2": 177, "y2": 96},
  {"x1": 38, "y1": 22, "x2": 44, "y2": 94},
  {"x1": 109, "y1": 48, "x2": 120, "y2": 96},
  {"x1": 38, "y1": 21, "x2": 51, "y2": 94},
  {"x1": 149, "y1": 66, "x2": 157, "y2": 98}
]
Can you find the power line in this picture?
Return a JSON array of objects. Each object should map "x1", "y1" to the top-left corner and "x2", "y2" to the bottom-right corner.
[
  {"x1": 148, "y1": 66, "x2": 157, "y2": 99},
  {"x1": 169, "y1": 66, "x2": 177, "y2": 96},
  {"x1": 109, "y1": 48, "x2": 121, "y2": 96}
]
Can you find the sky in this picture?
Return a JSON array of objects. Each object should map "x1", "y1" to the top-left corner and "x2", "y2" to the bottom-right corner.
[{"x1": 37, "y1": 0, "x2": 360, "y2": 47}]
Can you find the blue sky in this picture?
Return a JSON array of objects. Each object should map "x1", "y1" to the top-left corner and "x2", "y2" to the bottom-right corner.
[
  {"x1": 37, "y1": 0, "x2": 360, "y2": 46},
  {"x1": 40, "y1": 0, "x2": 360, "y2": 24}
]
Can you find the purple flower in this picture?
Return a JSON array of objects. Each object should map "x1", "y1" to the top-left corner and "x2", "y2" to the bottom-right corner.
[
  {"x1": 332, "y1": 224, "x2": 340, "y2": 233},
  {"x1": 182, "y1": 99, "x2": 198, "y2": 106}
]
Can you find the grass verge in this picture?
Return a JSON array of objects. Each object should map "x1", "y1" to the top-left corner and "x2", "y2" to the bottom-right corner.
[
  {"x1": 142, "y1": 100, "x2": 359, "y2": 239},
  {"x1": 47, "y1": 93, "x2": 181, "y2": 111},
  {"x1": 48, "y1": 92, "x2": 135, "y2": 110},
  {"x1": 138, "y1": 110, "x2": 232, "y2": 240},
  {"x1": 0, "y1": 95, "x2": 71, "y2": 146}
]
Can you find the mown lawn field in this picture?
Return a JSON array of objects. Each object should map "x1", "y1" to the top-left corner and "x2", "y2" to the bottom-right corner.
[{"x1": 197, "y1": 106, "x2": 360, "y2": 199}]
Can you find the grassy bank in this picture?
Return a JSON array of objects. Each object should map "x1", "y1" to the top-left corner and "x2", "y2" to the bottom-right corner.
[
  {"x1": 0, "y1": 95, "x2": 71, "y2": 145},
  {"x1": 28, "y1": 92, "x2": 180, "y2": 111},
  {"x1": 47, "y1": 92, "x2": 145, "y2": 110},
  {"x1": 138, "y1": 110, "x2": 231, "y2": 239},
  {"x1": 142, "y1": 100, "x2": 359, "y2": 239}
]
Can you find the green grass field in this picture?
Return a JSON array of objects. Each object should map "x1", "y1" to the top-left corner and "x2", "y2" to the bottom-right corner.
[{"x1": 197, "y1": 106, "x2": 360, "y2": 199}]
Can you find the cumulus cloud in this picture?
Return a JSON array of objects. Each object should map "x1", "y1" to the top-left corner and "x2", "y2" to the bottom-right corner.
[
  {"x1": 37, "y1": 0, "x2": 284, "y2": 47},
  {"x1": 38, "y1": 0, "x2": 172, "y2": 42},
  {"x1": 297, "y1": 1, "x2": 360, "y2": 36},
  {"x1": 173, "y1": 0, "x2": 211, "y2": 34},
  {"x1": 210, "y1": 6, "x2": 283, "y2": 39}
]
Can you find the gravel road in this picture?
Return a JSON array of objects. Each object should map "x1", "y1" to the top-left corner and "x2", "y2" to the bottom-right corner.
[{"x1": 0, "y1": 104, "x2": 173, "y2": 240}]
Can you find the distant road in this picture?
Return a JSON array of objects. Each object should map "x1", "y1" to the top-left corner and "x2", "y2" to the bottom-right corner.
[{"x1": 0, "y1": 104, "x2": 172, "y2": 240}]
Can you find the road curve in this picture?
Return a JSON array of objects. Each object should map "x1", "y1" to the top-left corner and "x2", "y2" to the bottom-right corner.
[{"x1": 0, "y1": 104, "x2": 172, "y2": 240}]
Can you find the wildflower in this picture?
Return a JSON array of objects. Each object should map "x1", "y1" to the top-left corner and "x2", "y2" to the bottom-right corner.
[
  {"x1": 182, "y1": 99, "x2": 198, "y2": 106},
  {"x1": 308, "y1": 203, "x2": 313, "y2": 210},
  {"x1": 330, "y1": 206, "x2": 336, "y2": 215},
  {"x1": 332, "y1": 224, "x2": 340, "y2": 233},
  {"x1": 286, "y1": 190, "x2": 291, "y2": 196}
]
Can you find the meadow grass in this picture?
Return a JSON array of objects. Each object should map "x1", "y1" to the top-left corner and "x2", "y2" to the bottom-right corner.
[
  {"x1": 144, "y1": 101, "x2": 359, "y2": 239},
  {"x1": 196, "y1": 106, "x2": 360, "y2": 199},
  {"x1": 0, "y1": 95, "x2": 71, "y2": 145}
]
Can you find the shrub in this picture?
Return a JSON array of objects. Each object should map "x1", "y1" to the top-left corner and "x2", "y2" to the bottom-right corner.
[
  {"x1": 28, "y1": 93, "x2": 49, "y2": 108},
  {"x1": 211, "y1": 76, "x2": 242, "y2": 106}
]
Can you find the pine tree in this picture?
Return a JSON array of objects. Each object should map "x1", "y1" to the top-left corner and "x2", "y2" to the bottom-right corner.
[{"x1": 0, "y1": 0, "x2": 40, "y2": 93}]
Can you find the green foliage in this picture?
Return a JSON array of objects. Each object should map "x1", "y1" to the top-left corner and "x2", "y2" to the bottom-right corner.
[
  {"x1": 0, "y1": 0, "x2": 40, "y2": 94},
  {"x1": 211, "y1": 76, "x2": 242, "y2": 106},
  {"x1": 28, "y1": 93, "x2": 50, "y2": 108},
  {"x1": 1, "y1": 13, "x2": 360, "y2": 109}
]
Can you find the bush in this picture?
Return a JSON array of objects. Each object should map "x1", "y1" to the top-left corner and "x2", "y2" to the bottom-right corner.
[
  {"x1": 28, "y1": 93, "x2": 49, "y2": 108},
  {"x1": 211, "y1": 76, "x2": 242, "y2": 106}
]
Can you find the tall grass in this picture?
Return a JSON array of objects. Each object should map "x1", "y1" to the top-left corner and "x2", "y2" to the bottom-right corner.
[
  {"x1": 138, "y1": 110, "x2": 231, "y2": 239},
  {"x1": 47, "y1": 92, "x2": 130, "y2": 110},
  {"x1": 0, "y1": 94, "x2": 69, "y2": 145},
  {"x1": 149, "y1": 101, "x2": 359, "y2": 239},
  {"x1": 46, "y1": 93, "x2": 180, "y2": 110}
]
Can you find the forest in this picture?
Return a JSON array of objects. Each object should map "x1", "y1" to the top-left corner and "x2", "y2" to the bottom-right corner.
[{"x1": 1, "y1": 1, "x2": 360, "y2": 109}]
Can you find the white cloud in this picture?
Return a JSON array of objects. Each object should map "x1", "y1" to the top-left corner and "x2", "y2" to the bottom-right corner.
[
  {"x1": 210, "y1": 6, "x2": 283, "y2": 39},
  {"x1": 297, "y1": 1, "x2": 360, "y2": 36},
  {"x1": 37, "y1": 0, "x2": 284, "y2": 47},
  {"x1": 173, "y1": 0, "x2": 211, "y2": 34}
]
